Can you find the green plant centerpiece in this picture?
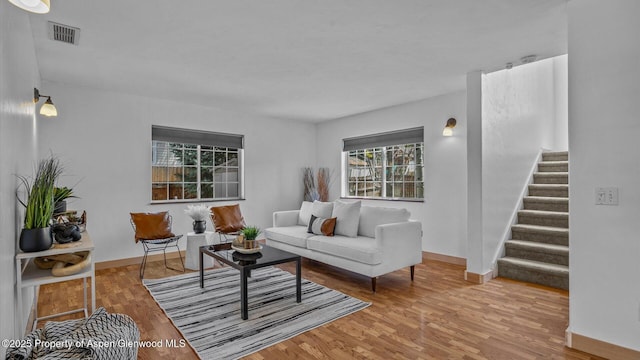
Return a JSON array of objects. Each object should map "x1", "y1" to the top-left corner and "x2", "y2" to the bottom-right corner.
[
  {"x1": 17, "y1": 156, "x2": 63, "y2": 252},
  {"x1": 241, "y1": 226, "x2": 260, "y2": 241}
]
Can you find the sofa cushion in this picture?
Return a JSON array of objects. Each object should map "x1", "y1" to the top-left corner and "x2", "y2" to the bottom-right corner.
[
  {"x1": 332, "y1": 200, "x2": 361, "y2": 238},
  {"x1": 358, "y1": 206, "x2": 411, "y2": 238},
  {"x1": 298, "y1": 201, "x2": 313, "y2": 226},
  {"x1": 308, "y1": 215, "x2": 336, "y2": 236},
  {"x1": 307, "y1": 235, "x2": 382, "y2": 265},
  {"x1": 312, "y1": 200, "x2": 334, "y2": 219},
  {"x1": 264, "y1": 226, "x2": 313, "y2": 248}
]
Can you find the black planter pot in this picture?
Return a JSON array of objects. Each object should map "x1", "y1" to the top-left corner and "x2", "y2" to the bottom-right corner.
[
  {"x1": 193, "y1": 220, "x2": 206, "y2": 234},
  {"x1": 19, "y1": 227, "x2": 53, "y2": 252}
]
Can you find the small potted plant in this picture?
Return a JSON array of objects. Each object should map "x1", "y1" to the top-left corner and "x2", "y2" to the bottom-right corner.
[
  {"x1": 53, "y1": 186, "x2": 75, "y2": 214},
  {"x1": 241, "y1": 226, "x2": 261, "y2": 249},
  {"x1": 17, "y1": 156, "x2": 63, "y2": 252},
  {"x1": 184, "y1": 204, "x2": 211, "y2": 234}
]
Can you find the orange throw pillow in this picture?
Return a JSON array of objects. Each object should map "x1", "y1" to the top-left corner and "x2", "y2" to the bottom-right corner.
[
  {"x1": 210, "y1": 204, "x2": 245, "y2": 233},
  {"x1": 130, "y1": 212, "x2": 175, "y2": 242}
]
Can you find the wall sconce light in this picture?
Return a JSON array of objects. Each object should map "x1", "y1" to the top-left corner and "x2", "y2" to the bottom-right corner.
[
  {"x1": 34, "y1": 88, "x2": 58, "y2": 117},
  {"x1": 7, "y1": 0, "x2": 50, "y2": 13},
  {"x1": 442, "y1": 118, "x2": 456, "y2": 137}
]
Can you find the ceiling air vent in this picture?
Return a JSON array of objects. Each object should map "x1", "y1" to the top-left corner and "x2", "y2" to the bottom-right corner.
[{"x1": 48, "y1": 21, "x2": 80, "y2": 45}]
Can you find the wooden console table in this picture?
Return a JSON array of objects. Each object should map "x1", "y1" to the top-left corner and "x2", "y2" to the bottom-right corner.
[{"x1": 15, "y1": 232, "x2": 95, "y2": 335}]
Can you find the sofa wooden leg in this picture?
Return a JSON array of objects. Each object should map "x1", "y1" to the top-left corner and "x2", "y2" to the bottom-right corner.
[
  {"x1": 371, "y1": 277, "x2": 377, "y2": 293},
  {"x1": 410, "y1": 265, "x2": 415, "y2": 281}
]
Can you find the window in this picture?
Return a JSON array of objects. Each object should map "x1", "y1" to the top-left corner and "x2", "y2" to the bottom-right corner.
[
  {"x1": 342, "y1": 127, "x2": 424, "y2": 201},
  {"x1": 151, "y1": 126, "x2": 244, "y2": 202}
]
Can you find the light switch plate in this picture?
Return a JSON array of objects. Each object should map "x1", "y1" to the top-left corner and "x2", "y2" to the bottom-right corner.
[{"x1": 595, "y1": 187, "x2": 619, "y2": 205}]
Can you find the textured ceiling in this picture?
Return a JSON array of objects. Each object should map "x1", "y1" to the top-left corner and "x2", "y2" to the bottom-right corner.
[{"x1": 28, "y1": 0, "x2": 567, "y2": 122}]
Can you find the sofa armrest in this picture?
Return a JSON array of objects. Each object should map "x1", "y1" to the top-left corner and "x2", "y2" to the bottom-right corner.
[
  {"x1": 273, "y1": 210, "x2": 300, "y2": 227},
  {"x1": 375, "y1": 221, "x2": 423, "y2": 264}
]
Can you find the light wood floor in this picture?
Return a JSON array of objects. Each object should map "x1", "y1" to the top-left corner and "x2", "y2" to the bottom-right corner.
[{"x1": 37, "y1": 256, "x2": 603, "y2": 359}]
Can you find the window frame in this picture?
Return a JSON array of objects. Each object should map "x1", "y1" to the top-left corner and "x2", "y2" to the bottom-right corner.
[
  {"x1": 150, "y1": 126, "x2": 245, "y2": 204},
  {"x1": 341, "y1": 128, "x2": 424, "y2": 202}
]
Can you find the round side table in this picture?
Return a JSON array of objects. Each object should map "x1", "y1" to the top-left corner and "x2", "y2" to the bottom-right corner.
[{"x1": 185, "y1": 231, "x2": 215, "y2": 270}]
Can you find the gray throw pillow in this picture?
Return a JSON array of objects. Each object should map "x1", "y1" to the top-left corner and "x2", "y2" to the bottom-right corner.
[
  {"x1": 312, "y1": 200, "x2": 334, "y2": 220},
  {"x1": 331, "y1": 200, "x2": 361, "y2": 237},
  {"x1": 298, "y1": 201, "x2": 313, "y2": 226}
]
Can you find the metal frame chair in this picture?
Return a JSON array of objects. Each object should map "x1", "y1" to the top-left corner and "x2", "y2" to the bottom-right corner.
[{"x1": 130, "y1": 215, "x2": 184, "y2": 279}]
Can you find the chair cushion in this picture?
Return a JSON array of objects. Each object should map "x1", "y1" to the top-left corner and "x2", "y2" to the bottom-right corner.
[
  {"x1": 358, "y1": 206, "x2": 411, "y2": 238},
  {"x1": 264, "y1": 226, "x2": 313, "y2": 248},
  {"x1": 332, "y1": 200, "x2": 361, "y2": 238},
  {"x1": 298, "y1": 201, "x2": 313, "y2": 226},
  {"x1": 308, "y1": 215, "x2": 336, "y2": 236},
  {"x1": 307, "y1": 235, "x2": 382, "y2": 265},
  {"x1": 130, "y1": 212, "x2": 175, "y2": 242},
  {"x1": 211, "y1": 204, "x2": 245, "y2": 233}
]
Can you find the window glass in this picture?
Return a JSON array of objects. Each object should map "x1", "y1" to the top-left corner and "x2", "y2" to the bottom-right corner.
[
  {"x1": 344, "y1": 141, "x2": 424, "y2": 200},
  {"x1": 151, "y1": 139, "x2": 244, "y2": 202}
]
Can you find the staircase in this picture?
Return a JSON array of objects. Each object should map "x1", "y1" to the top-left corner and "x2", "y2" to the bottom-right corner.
[{"x1": 497, "y1": 151, "x2": 569, "y2": 290}]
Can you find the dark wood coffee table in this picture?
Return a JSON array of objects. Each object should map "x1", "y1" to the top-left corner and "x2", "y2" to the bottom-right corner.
[{"x1": 199, "y1": 243, "x2": 302, "y2": 320}]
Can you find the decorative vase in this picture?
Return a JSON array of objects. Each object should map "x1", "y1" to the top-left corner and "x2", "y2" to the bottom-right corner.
[
  {"x1": 193, "y1": 220, "x2": 206, "y2": 234},
  {"x1": 19, "y1": 227, "x2": 53, "y2": 252}
]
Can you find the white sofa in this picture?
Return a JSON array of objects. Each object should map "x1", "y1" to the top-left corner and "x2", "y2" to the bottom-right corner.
[{"x1": 265, "y1": 201, "x2": 422, "y2": 292}]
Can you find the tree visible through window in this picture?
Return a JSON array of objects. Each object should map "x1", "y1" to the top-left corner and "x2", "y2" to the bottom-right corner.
[
  {"x1": 343, "y1": 128, "x2": 424, "y2": 200},
  {"x1": 151, "y1": 126, "x2": 244, "y2": 202}
]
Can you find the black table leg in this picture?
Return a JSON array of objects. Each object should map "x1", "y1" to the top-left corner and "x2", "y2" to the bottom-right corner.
[
  {"x1": 241, "y1": 268, "x2": 248, "y2": 320},
  {"x1": 296, "y1": 257, "x2": 301, "y2": 303},
  {"x1": 199, "y1": 249, "x2": 204, "y2": 288}
]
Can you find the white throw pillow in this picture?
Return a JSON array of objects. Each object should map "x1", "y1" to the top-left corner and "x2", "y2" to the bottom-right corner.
[
  {"x1": 331, "y1": 200, "x2": 361, "y2": 238},
  {"x1": 358, "y1": 206, "x2": 411, "y2": 238},
  {"x1": 312, "y1": 200, "x2": 334, "y2": 220},
  {"x1": 298, "y1": 201, "x2": 313, "y2": 226}
]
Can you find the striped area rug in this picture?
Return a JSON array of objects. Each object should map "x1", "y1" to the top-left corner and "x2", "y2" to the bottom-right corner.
[{"x1": 143, "y1": 266, "x2": 370, "y2": 360}]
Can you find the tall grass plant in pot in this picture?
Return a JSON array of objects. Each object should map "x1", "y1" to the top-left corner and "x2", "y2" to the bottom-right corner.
[{"x1": 17, "y1": 156, "x2": 63, "y2": 252}]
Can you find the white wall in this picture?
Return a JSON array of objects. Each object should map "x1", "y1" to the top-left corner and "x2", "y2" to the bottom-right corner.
[
  {"x1": 466, "y1": 72, "x2": 485, "y2": 273},
  {"x1": 37, "y1": 82, "x2": 316, "y2": 263},
  {"x1": 316, "y1": 91, "x2": 467, "y2": 258},
  {"x1": 478, "y1": 57, "x2": 567, "y2": 273},
  {"x1": 568, "y1": 0, "x2": 640, "y2": 351},
  {"x1": 0, "y1": 2, "x2": 41, "y2": 348},
  {"x1": 553, "y1": 55, "x2": 569, "y2": 151}
]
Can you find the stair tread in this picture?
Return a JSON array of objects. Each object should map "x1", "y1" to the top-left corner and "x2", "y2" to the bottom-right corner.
[
  {"x1": 524, "y1": 196, "x2": 569, "y2": 202},
  {"x1": 534, "y1": 172, "x2": 568, "y2": 175},
  {"x1": 543, "y1": 151, "x2": 568, "y2": 156},
  {"x1": 518, "y1": 209, "x2": 569, "y2": 217},
  {"x1": 529, "y1": 184, "x2": 568, "y2": 188},
  {"x1": 506, "y1": 240, "x2": 569, "y2": 253},
  {"x1": 538, "y1": 161, "x2": 568, "y2": 165},
  {"x1": 498, "y1": 257, "x2": 569, "y2": 273},
  {"x1": 511, "y1": 224, "x2": 569, "y2": 234}
]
